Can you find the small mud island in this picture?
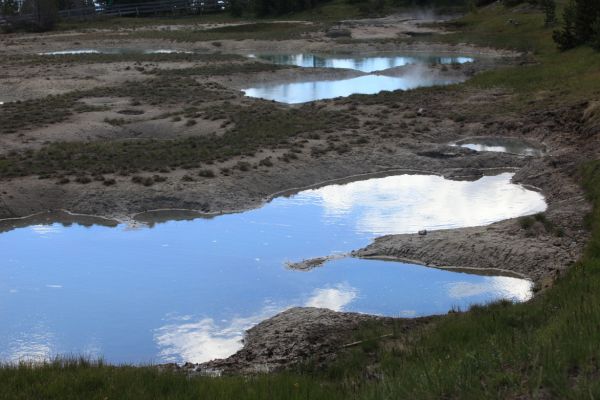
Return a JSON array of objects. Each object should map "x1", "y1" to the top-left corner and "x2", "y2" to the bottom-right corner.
[{"x1": 1, "y1": 0, "x2": 600, "y2": 397}]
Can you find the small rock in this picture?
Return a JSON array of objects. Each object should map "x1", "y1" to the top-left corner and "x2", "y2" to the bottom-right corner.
[{"x1": 417, "y1": 108, "x2": 425, "y2": 116}]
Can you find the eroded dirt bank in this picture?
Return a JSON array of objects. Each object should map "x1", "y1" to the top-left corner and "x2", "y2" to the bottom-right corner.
[{"x1": 353, "y1": 195, "x2": 588, "y2": 285}]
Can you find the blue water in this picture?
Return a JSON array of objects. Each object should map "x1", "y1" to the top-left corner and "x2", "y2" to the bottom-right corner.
[
  {"x1": 251, "y1": 53, "x2": 474, "y2": 73},
  {"x1": 243, "y1": 74, "x2": 462, "y2": 104},
  {"x1": 0, "y1": 173, "x2": 546, "y2": 364},
  {"x1": 243, "y1": 52, "x2": 473, "y2": 103}
]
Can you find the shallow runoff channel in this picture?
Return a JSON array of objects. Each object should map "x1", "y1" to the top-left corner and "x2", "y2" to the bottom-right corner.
[
  {"x1": 0, "y1": 172, "x2": 546, "y2": 365},
  {"x1": 243, "y1": 53, "x2": 474, "y2": 103}
]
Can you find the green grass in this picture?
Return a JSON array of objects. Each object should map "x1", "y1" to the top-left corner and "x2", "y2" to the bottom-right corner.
[
  {"x1": 112, "y1": 21, "x2": 324, "y2": 42},
  {"x1": 440, "y1": 3, "x2": 600, "y2": 105},
  {"x1": 56, "y1": 13, "x2": 246, "y2": 31},
  {"x1": 287, "y1": 0, "x2": 365, "y2": 21},
  {"x1": 53, "y1": 0, "x2": 471, "y2": 30},
  {"x1": 0, "y1": 357, "x2": 340, "y2": 400},
  {"x1": 0, "y1": 52, "x2": 244, "y2": 67}
]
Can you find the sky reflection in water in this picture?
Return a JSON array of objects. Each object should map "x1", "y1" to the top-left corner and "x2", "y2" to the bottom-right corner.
[
  {"x1": 243, "y1": 53, "x2": 473, "y2": 103},
  {"x1": 243, "y1": 74, "x2": 464, "y2": 104},
  {"x1": 0, "y1": 173, "x2": 545, "y2": 364},
  {"x1": 40, "y1": 49, "x2": 191, "y2": 55},
  {"x1": 251, "y1": 53, "x2": 474, "y2": 73},
  {"x1": 456, "y1": 138, "x2": 545, "y2": 157}
]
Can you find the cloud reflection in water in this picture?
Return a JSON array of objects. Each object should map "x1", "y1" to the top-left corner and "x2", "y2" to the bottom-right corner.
[
  {"x1": 446, "y1": 276, "x2": 533, "y2": 302},
  {"x1": 305, "y1": 283, "x2": 358, "y2": 311},
  {"x1": 4, "y1": 327, "x2": 55, "y2": 363},
  {"x1": 297, "y1": 173, "x2": 547, "y2": 236},
  {"x1": 155, "y1": 284, "x2": 358, "y2": 363}
]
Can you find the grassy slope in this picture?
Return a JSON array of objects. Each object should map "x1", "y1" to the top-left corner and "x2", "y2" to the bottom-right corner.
[
  {"x1": 2, "y1": 3, "x2": 600, "y2": 399},
  {"x1": 55, "y1": 0, "x2": 468, "y2": 32},
  {"x1": 454, "y1": 5, "x2": 600, "y2": 106}
]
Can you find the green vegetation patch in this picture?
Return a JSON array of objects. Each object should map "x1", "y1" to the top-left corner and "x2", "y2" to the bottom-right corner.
[
  {"x1": 0, "y1": 357, "x2": 342, "y2": 400},
  {"x1": 519, "y1": 212, "x2": 565, "y2": 237},
  {"x1": 0, "y1": 53, "x2": 245, "y2": 67},
  {"x1": 0, "y1": 103, "x2": 356, "y2": 178},
  {"x1": 0, "y1": 58, "x2": 293, "y2": 135},
  {"x1": 434, "y1": 4, "x2": 600, "y2": 104},
  {"x1": 0, "y1": 77, "x2": 234, "y2": 134},
  {"x1": 148, "y1": 61, "x2": 293, "y2": 76},
  {"x1": 56, "y1": 14, "x2": 242, "y2": 31},
  {"x1": 0, "y1": 94, "x2": 102, "y2": 134}
]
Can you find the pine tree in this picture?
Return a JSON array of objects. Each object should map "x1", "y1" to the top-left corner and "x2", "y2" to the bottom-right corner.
[
  {"x1": 0, "y1": 0, "x2": 19, "y2": 15},
  {"x1": 591, "y1": 17, "x2": 600, "y2": 51},
  {"x1": 543, "y1": 0, "x2": 556, "y2": 28},
  {"x1": 553, "y1": 0, "x2": 578, "y2": 50},
  {"x1": 574, "y1": 0, "x2": 599, "y2": 42},
  {"x1": 553, "y1": 0, "x2": 600, "y2": 50}
]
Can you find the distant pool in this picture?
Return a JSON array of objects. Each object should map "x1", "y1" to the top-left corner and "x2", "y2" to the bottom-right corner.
[
  {"x1": 454, "y1": 137, "x2": 545, "y2": 157},
  {"x1": 250, "y1": 53, "x2": 474, "y2": 73},
  {"x1": 243, "y1": 52, "x2": 474, "y2": 103},
  {"x1": 39, "y1": 49, "x2": 192, "y2": 55},
  {"x1": 243, "y1": 73, "x2": 464, "y2": 104}
]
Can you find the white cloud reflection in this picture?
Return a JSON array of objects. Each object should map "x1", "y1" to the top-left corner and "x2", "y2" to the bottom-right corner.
[
  {"x1": 298, "y1": 173, "x2": 546, "y2": 236},
  {"x1": 243, "y1": 73, "x2": 461, "y2": 104},
  {"x1": 154, "y1": 274, "x2": 533, "y2": 364},
  {"x1": 155, "y1": 318, "x2": 246, "y2": 363},
  {"x1": 446, "y1": 276, "x2": 533, "y2": 302},
  {"x1": 461, "y1": 144, "x2": 508, "y2": 153},
  {"x1": 305, "y1": 284, "x2": 358, "y2": 311},
  {"x1": 4, "y1": 327, "x2": 55, "y2": 363},
  {"x1": 31, "y1": 225, "x2": 62, "y2": 235},
  {"x1": 154, "y1": 307, "x2": 277, "y2": 364},
  {"x1": 154, "y1": 284, "x2": 358, "y2": 363},
  {"x1": 253, "y1": 54, "x2": 473, "y2": 73}
]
